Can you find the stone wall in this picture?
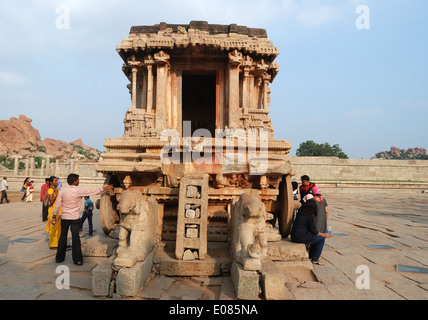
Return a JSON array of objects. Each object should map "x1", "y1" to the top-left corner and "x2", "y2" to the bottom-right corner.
[
  {"x1": 291, "y1": 157, "x2": 428, "y2": 182},
  {"x1": 0, "y1": 159, "x2": 103, "y2": 191},
  {"x1": 3, "y1": 157, "x2": 428, "y2": 193}
]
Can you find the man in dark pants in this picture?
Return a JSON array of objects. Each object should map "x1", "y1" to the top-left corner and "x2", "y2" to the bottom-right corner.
[
  {"x1": 52, "y1": 173, "x2": 113, "y2": 265},
  {"x1": 0, "y1": 177, "x2": 9, "y2": 204}
]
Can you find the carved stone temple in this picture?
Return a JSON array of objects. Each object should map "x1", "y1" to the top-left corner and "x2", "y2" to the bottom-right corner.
[{"x1": 93, "y1": 21, "x2": 303, "y2": 300}]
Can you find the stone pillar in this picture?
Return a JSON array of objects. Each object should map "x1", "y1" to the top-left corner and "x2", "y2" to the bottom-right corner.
[
  {"x1": 146, "y1": 65, "x2": 153, "y2": 113},
  {"x1": 154, "y1": 51, "x2": 170, "y2": 134},
  {"x1": 131, "y1": 67, "x2": 138, "y2": 109},
  {"x1": 242, "y1": 56, "x2": 252, "y2": 111},
  {"x1": 127, "y1": 59, "x2": 142, "y2": 110},
  {"x1": 216, "y1": 70, "x2": 225, "y2": 131},
  {"x1": 41, "y1": 159, "x2": 45, "y2": 177},
  {"x1": 227, "y1": 50, "x2": 242, "y2": 129},
  {"x1": 69, "y1": 159, "x2": 74, "y2": 175},
  {"x1": 74, "y1": 160, "x2": 79, "y2": 175},
  {"x1": 249, "y1": 75, "x2": 256, "y2": 109},
  {"x1": 13, "y1": 156, "x2": 19, "y2": 176},
  {"x1": 262, "y1": 75, "x2": 271, "y2": 111},
  {"x1": 24, "y1": 158, "x2": 29, "y2": 177},
  {"x1": 45, "y1": 156, "x2": 50, "y2": 176},
  {"x1": 171, "y1": 69, "x2": 179, "y2": 130},
  {"x1": 29, "y1": 157, "x2": 34, "y2": 177},
  {"x1": 55, "y1": 161, "x2": 60, "y2": 177}
]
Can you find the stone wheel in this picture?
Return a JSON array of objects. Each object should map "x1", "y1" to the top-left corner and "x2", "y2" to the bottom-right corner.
[
  {"x1": 278, "y1": 174, "x2": 294, "y2": 238},
  {"x1": 100, "y1": 174, "x2": 120, "y2": 235}
]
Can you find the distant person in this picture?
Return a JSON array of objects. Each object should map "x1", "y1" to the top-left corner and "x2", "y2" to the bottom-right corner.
[
  {"x1": 290, "y1": 194, "x2": 331, "y2": 265},
  {"x1": 45, "y1": 176, "x2": 62, "y2": 249},
  {"x1": 312, "y1": 186, "x2": 329, "y2": 234},
  {"x1": 52, "y1": 173, "x2": 113, "y2": 265},
  {"x1": 25, "y1": 180, "x2": 35, "y2": 202},
  {"x1": 299, "y1": 175, "x2": 316, "y2": 203},
  {"x1": 0, "y1": 177, "x2": 10, "y2": 204},
  {"x1": 292, "y1": 181, "x2": 299, "y2": 200},
  {"x1": 21, "y1": 177, "x2": 30, "y2": 201},
  {"x1": 40, "y1": 178, "x2": 50, "y2": 221},
  {"x1": 80, "y1": 196, "x2": 94, "y2": 236},
  {"x1": 57, "y1": 178, "x2": 63, "y2": 190}
]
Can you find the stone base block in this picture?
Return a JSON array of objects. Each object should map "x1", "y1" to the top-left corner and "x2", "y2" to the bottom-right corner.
[
  {"x1": 92, "y1": 256, "x2": 114, "y2": 297},
  {"x1": 83, "y1": 234, "x2": 118, "y2": 258},
  {"x1": 116, "y1": 249, "x2": 155, "y2": 296},
  {"x1": 267, "y1": 239, "x2": 308, "y2": 262},
  {"x1": 261, "y1": 260, "x2": 292, "y2": 300},
  {"x1": 231, "y1": 261, "x2": 259, "y2": 300}
]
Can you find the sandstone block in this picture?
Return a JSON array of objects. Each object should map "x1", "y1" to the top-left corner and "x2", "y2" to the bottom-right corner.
[
  {"x1": 83, "y1": 234, "x2": 118, "y2": 257},
  {"x1": 115, "y1": 249, "x2": 154, "y2": 296},
  {"x1": 91, "y1": 257, "x2": 114, "y2": 297},
  {"x1": 231, "y1": 262, "x2": 259, "y2": 300}
]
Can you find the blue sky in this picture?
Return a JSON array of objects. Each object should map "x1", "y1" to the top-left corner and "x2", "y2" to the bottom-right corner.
[{"x1": 0, "y1": 0, "x2": 427, "y2": 159}]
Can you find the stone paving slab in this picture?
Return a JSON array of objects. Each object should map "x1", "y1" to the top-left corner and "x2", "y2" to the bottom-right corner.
[{"x1": 0, "y1": 190, "x2": 428, "y2": 301}]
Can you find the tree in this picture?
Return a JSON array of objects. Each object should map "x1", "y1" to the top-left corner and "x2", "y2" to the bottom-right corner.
[{"x1": 296, "y1": 140, "x2": 349, "y2": 159}]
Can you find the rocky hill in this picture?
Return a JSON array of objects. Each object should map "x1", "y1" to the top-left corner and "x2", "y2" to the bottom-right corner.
[
  {"x1": 0, "y1": 115, "x2": 101, "y2": 161},
  {"x1": 374, "y1": 146, "x2": 428, "y2": 160}
]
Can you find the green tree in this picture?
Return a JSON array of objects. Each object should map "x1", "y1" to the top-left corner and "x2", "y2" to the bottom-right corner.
[{"x1": 296, "y1": 140, "x2": 349, "y2": 159}]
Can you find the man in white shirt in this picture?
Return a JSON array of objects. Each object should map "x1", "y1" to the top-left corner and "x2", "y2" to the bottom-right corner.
[{"x1": 1, "y1": 177, "x2": 10, "y2": 204}]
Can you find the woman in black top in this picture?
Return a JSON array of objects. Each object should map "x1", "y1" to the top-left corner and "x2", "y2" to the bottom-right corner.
[{"x1": 291, "y1": 195, "x2": 331, "y2": 265}]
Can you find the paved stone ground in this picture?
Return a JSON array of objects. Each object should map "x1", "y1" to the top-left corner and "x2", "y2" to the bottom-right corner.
[{"x1": 1, "y1": 190, "x2": 428, "y2": 300}]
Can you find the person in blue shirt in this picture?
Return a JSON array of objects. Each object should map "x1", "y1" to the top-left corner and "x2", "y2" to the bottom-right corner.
[
  {"x1": 57, "y1": 178, "x2": 63, "y2": 190},
  {"x1": 80, "y1": 196, "x2": 94, "y2": 236}
]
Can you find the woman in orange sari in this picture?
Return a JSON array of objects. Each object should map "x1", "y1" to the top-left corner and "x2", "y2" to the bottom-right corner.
[{"x1": 45, "y1": 176, "x2": 62, "y2": 249}]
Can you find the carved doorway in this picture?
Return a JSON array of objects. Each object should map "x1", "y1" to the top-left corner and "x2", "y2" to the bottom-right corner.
[{"x1": 182, "y1": 73, "x2": 216, "y2": 137}]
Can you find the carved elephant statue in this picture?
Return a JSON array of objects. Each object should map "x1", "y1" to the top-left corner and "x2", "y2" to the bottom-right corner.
[
  {"x1": 231, "y1": 192, "x2": 268, "y2": 271},
  {"x1": 113, "y1": 190, "x2": 158, "y2": 268}
]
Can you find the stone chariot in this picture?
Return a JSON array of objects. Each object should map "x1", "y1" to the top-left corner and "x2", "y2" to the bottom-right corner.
[{"x1": 94, "y1": 21, "x2": 302, "y2": 299}]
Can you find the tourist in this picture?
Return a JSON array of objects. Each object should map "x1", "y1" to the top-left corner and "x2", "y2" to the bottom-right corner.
[
  {"x1": 21, "y1": 177, "x2": 30, "y2": 201},
  {"x1": 25, "y1": 180, "x2": 35, "y2": 202},
  {"x1": 0, "y1": 177, "x2": 9, "y2": 204},
  {"x1": 45, "y1": 176, "x2": 62, "y2": 249},
  {"x1": 292, "y1": 181, "x2": 299, "y2": 200},
  {"x1": 80, "y1": 196, "x2": 94, "y2": 236},
  {"x1": 299, "y1": 175, "x2": 316, "y2": 203},
  {"x1": 313, "y1": 186, "x2": 329, "y2": 233},
  {"x1": 57, "y1": 177, "x2": 63, "y2": 190},
  {"x1": 40, "y1": 178, "x2": 50, "y2": 221},
  {"x1": 290, "y1": 194, "x2": 331, "y2": 265},
  {"x1": 52, "y1": 173, "x2": 113, "y2": 265}
]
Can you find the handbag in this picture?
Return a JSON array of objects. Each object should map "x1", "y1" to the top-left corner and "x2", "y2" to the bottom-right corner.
[
  {"x1": 43, "y1": 189, "x2": 58, "y2": 207},
  {"x1": 43, "y1": 194, "x2": 51, "y2": 207}
]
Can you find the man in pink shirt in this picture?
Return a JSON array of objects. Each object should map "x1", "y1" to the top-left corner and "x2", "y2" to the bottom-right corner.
[{"x1": 52, "y1": 173, "x2": 113, "y2": 265}]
